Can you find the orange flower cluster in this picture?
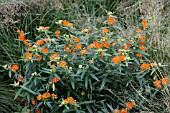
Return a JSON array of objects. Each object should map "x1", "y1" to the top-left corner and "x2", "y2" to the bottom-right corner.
[
  {"x1": 52, "y1": 76, "x2": 59, "y2": 83},
  {"x1": 38, "y1": 26, "x2": 49, "y2": 31},
  {"x1": 50, "y1": 52, "x2": 60, "y2": 60},
  {"x1": 126, "y1": 102, "x2": 135, "y2": 110},
  {"x1": 11, "y1": 64, "x2": 19, "y2": 71},
  {"x1": 142, "y1": 19, "x2": 148, "y2": 29},
  {"x1": 36, "y1": 40, "x2": 44, "y2": 46},
  {"x1": 18, "y1": 30, "x2": 25, "y2": 41},
  {"x1": 42, "y1": 47, "x2": 48, "y2": 53},
  {"x1": 74, "y1": 44, "x2": 82, "y2": 50},
  {"x1": 58, "y1": 60, "x2": 67, "y2": 68},
  {"x1": 17, "y1": 74, "x2": 23, "y2": 84},
  {"x1": 64, "y1": 97, "x2": 76, "y2": 104},
  {"x1": 140, "y1": 63, "x2": 150, "y2": 71},
  {"x1": 107, "y1": 17, "x2": 115, "y2": 25},
  {"x1": 80, "y1": 48, "x2": 87, "y2": 55},
  {"x1": 112, "y1": 55, "x2": 126, "y2": 64},
  {"x1": 136, "y1": 53, "x2": 142, "y2": 57},
  {"x1": 139, "y1": 45, "x2": 147, "y2": 51},
  {"x1": 37, "y1": 92, "x2": 51, "y2": 100},
  {"x1": 25, "y1": 52, "x2": 32, "y2": 61},
  {"x1": 114, "y1": 108, "x2": 127, "y2": 113},
  {"x1": 94, "y1": 41, "x2": 102, "y2": 49},
  {"x1": 55, "y1": 30, "x2": 60, "y2": 37},
  {"x1": 102, "y1": 28, "x2": 109, "y2": 33},
  {"x1": 31, "y1": 99, "x2": 35, "y2": 105},
  {"x1": 154, "y1": 77, "x2": 169, "y2": 88},
  {"x1": 139, "y1": 36, "x2": 147, "y2": 41},
  {"x1": 87, "y1": 43, "x2": 94, "y2": 49},
  {"x1": 62, "y1": 20, "x2": 73, "y2": 27},
  {"x1": 136, "y1": 28, "x2": 142, "y2": 33},
  {"x1": 74, "y1": 38, "x2": 80, "y2": 43},
  {"x1": 64, "y1": 46, "x2": 71, "y2": 52}
]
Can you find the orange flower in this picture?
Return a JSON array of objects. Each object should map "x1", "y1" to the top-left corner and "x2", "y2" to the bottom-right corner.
[
  {"x1": 37, "y1": 94, "x2": 42, "y2": 100},
  {"x1": 107, "y1": 17, "x2": 115, "y2": 24},
  {"x1": 36, "y1": 109, "x2": 41, "y2": 113},
  {"x1": 139, "y1": 45, "x2": 147, "y2": 51},
  {"x1": 51, "y1": 94, "x2": 58, "y2": 99},
  {"x1": 136, "y1": 28, "x2": 142, "y2": 32},
  {"x1": 102, "y1": 28, "x2": 109, "y2": 33},
  {"x1": 64, "y1": 46, "x2": 71, "y2": 52},
  {"x1": 99, "y1": 53, "x2": 104, "y2": 58},
  {"x1": 50, "y1": 52, "x2": 60, "y2": 60},
  {"x1": 36, "y1": 40, "x2": 44, "y2": 46},
  {"x1": 18, "y1": 35, "x2": 25, "y2": 41},
  {"x1": 136, "y1": 53, "x2": 142, "y2": 57},
  {"x1": 140, "y1": 63, "x2": 150, "y2": 70},
  {"x1": 58, "y1": 61, "x2": 67, "y2": 68},
  {"x1": 75, "y1": 44, "x2": 82, "y2": 50},
  {"x1": 11, "y1": 65, "x2": 19, "y2": 71},
  {"x1": 161, "y1": 77, "x2": 168, "y2": 85},
  {"x1": 123, "y1": 46, "x2": 128, "y2": 50},
  {"x1": 120, "y1": 55, "x2": 126, "y2": 61},
  {"x1": 38, "y1": 26, "x2": 49, "y2": 31},
  {"x1": 17, "y1": 75, "x2": 23, "y2": 83},
  {"x1": 80, "y1": 48, "x2": 87, "y2": 55},
  {"x1": 74, "y1": 38, "x2": 80, "y2": 43},
  {"x1": 52, "y1": 76, "x2": 59, "y2": 83},
  {"x1": 37, "y1": 55, "x2": 42, "y2": 62},
  {"x1": 112, "y1": 56, "x2": 121, "y2": 64},
  {"x1": 94, "y1": 41, "x2": 101, "y2": 49},
  {"x1": 87, "y1": 43, "x2": 94, "y2": 49},
  {"x1": 64, "y1": 97, "x2": 76, "y2": 104},
  {"x1": 81, "y1": 29, "x2": 89, "y2": 33},
  {"x1": 139, "y1": 36, "x2": 147, "y2": 41},
  {"x1": 142, "y1": 20, "x2": 148, "y2": 29},
  {"x1": 17, "y1": 30, "x2": 24, "y2": 36},
  {"x1": 102, "y1": 42, "x2": 109, "y2": 48},
  {"x1": 25, "y1": 52, "x2": 32, "y2": 61},
  {"x1": 121, "y1": 108, "x2": 127, "y2": 113},
  {"x1": 118, "y1": 49, "x2": 123, "y2": 54},
  {"x1": 114, "y1": 109, "x2": 120, "y2": 113},
  {"x1": 31, "y1": 99, "x2": 35, "y2": 105},
  {"x1": 33, "y1": 54, "x2": 37, "y2": 58},
  {"x1": 23, "y1": 39, "x2": 29, "y2": 45},
  {"x1": 55, "y1": 30, "x2": 60, "y2": 37},
  {"x1": 143, "y1": 23, "x2": 148, "y2": 29},
  {"x1": 138, "y1": 41, "x2": 144, "y2": 45},
  {"x1": 62, "y1": 20, "x2": 73, "y2": 27},
  {"x1": 126, "y1": 43, "x2": 132, "y2": 48},
  {"x1": 150, "y1": 63, "x2": 155, "y2": 67},
  {"x1": 126, "y1": 102, "x2": 135, "y2": 110},
  {"x1": 153, "y1": 80, "x2": 162, "y2": 88},
  {"x1": 42, "y1": 47, "x2": 48, "y2": 53},
  {"x1": 42, "y1": 92, "x2": 51, "y2": 99}
]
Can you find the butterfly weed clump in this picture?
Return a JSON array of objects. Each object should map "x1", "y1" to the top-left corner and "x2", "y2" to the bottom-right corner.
[{"x1": 4, "y1": 12, "x2": 169, "y2": 113}]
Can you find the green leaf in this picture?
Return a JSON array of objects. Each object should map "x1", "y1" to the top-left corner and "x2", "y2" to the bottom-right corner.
[
  {"x1": 85, "y1": 76, "x2": 88, "y2": 89},
  {"x1": 70, "y1": 77, "x2": 75, "y2": 89},
  {"x1": 106, "y1": 103, "x2": 114, "y2": 112},
  {"x1": 90, "y1": 65, "x2": 99, "y2": 71},
  {"x1": 89, "y1": 73, "x2": 99, "y2": 81},
  {"x1": 100, "y1": 77, "x2": 107, "y2": 90},
  {"x1": 133, "y1": 57, "x2": 140, "y2": 65},
  {"x1": 14, "y1": 88, "x2": 22, "y2": 100},
  {"x1": 20, "y1": 86, "x2": 37, "y2": 95},
  {"x1": 86, "y1": 105, "x2": 93, "y2": 113}
]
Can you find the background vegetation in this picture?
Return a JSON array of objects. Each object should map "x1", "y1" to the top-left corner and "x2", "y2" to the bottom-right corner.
[{"x1": 0, "y1": 0, "x2": 169, "y2": 112}]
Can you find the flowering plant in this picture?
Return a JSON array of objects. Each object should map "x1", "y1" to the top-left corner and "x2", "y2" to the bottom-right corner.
[{"x1": 5, "y1": 12, "x2": 169, "y2": 113}]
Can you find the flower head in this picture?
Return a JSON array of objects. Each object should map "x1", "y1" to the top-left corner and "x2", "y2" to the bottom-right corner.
[{"x1": 11, "y1": 65, "x2": 19, "y2": 71}]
